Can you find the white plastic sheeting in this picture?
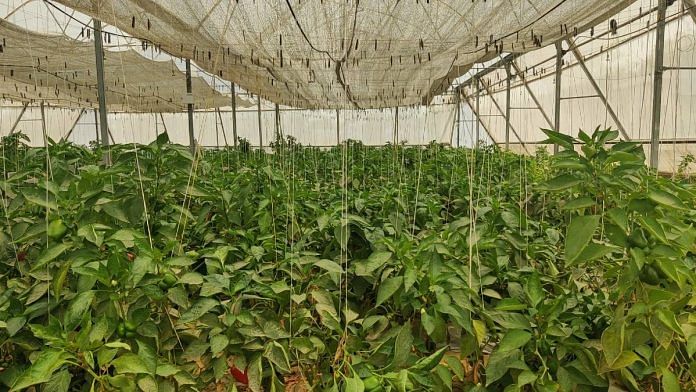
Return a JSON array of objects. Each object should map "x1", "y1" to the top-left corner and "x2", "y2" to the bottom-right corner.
[
  {"x1": 459, "y1": 0, "x2": 696, "y2": 174},
  {"x1": 51, "y1": 0, "x2": 635, "y2": 109},
  {"x1": 0, "y1": 100, "x2": 456, "y2": 147}
]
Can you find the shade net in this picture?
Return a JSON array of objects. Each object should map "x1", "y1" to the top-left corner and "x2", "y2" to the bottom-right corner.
[
  {"x1": 50, "y1": 0, "x2": 634, "y2": 109},
  {"x1": 0, "y1": 18, "x2": 246, "y2": 112}
]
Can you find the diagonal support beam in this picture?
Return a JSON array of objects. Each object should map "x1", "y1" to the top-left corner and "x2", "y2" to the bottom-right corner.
[
  {"x1": 460, "y1": 90, "x2": 499, "y2": 146},
  {"x1": 61, "y1": 108, "x2": 86, "y2": 142},
  {"x1": 566, "y1": 39, "x2": 630, "y2": 140},
  {"x1": 479, "y1": 81, "x2": 531, "y2": 154},
  {"x1": 159, "y1": 113, "x2": 169, "y2": 135},
  {"x1": 9, "y1": 103, "x2": 29, "y2": 135},
  {"x1": 509, "y1": 61, "x2": 554, "y2": 128},
  {"x1": 216, "y1": 108, "x2": 229, "y2": 147}
]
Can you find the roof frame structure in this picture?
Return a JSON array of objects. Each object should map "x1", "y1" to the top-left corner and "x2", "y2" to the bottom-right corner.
[{"x1": 457, "y1": 0, "x2": 692, "y2": 160}]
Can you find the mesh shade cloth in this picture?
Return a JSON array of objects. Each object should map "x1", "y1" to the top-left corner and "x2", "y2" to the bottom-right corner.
[
  {"x1": 50, "y1": 0, "x2": 635, "y2": 109},
  {"x1": 0, "y1": 18, "x2": 249, "y2": 112}
]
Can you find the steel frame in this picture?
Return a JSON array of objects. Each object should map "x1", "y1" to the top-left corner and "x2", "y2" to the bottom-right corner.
[
  {"x1": 93, "y1": 19, "x2": 110, "y2": 164},
  {"x1": 478, "y1": 82, "x2": 530, "y2": 154},
  {"x1": 650, "y1": 0, "x2": 668, "y2": 169},
  {"x1": 185, "y1": 59, "x2": 195, "y2": 154},
  {"x1": 565, "y1": 39, "x2": 630, "y2": 140}
]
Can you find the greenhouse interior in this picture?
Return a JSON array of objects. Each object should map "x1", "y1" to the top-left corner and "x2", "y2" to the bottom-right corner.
[{"x1": 1, "y1": 0, "x2": 696, "y2": 391}]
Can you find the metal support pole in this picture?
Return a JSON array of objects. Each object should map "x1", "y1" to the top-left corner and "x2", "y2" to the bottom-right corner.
[
  {"x1": 394, "y1": 107, "x2": 399, "y2": 145},
  {"x1": 257, "y1": 96, "x2": 263, "y2": 149},
  {"x1": 9, "y1": 103, "x2": 28, "y2": 135},
  {"x1": 336, "y1": 109, "x2": 340, "y2": 145},
  {"x1": 274, "y1": 103, "x2": 280, "y2": 142},
  {"x1": 231, "y1": 83, "x2": 238, "y2": 147},
  {"x1": 650, "y1": 0, "x2": 667, "y2": 169},
  {"x1": 505, "y1": 62, "x2": 512, "y2": 150},
  {"x1": 475, "y1": 77, "x2": 480, "y2": 147},
  {"x1": 93, "y1": 20, "x2": 110, "y2": 162},
  {"x1": 40, "y1": 102, "x2": 47, "y2": 145},
  {"x1": 185, "y1": 59, "x2": 195, "y2": 155},
  {"x1": 93, "y1": 109, "x2": 99, "y2": 144},
  {"x1": 455, "y1": 88, "x2": 461, "y2": 147},
  {"x1": 566, "y1": 39, "x2": 630, "y2": 140},
  {"x1": 553, "y1": 41, "x2": 563, "y2": 154},
  {"x1": 215, "y1": 109, "x2": 220, "y2": 149}
]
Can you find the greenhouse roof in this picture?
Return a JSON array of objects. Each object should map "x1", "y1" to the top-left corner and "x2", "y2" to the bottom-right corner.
[{"x1": 48, "y1": 0, "x2": 635, "y2": 109}]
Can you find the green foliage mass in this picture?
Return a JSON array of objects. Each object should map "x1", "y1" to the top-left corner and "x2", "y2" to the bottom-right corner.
[{"x1": 0, "y1": 129, "x2": 695, "y2": 391}]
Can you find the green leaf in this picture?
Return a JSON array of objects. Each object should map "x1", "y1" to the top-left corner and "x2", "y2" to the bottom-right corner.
[
  {"x1": 77, "y1": 223, "x2": 110, "y2": 247},
  {"x1": 131, "y1": 256, "x2": 153, "y2": 286},
  {"x1": 393, "y1": 324, "x2": 413, "y2": 369},
  {"x1": 247, "y1": 356, "x2": 263, "y2": 392},
  {"x1": 497, "y1": 330, "x2": 532, "y2": 353},
  {"x1": 394, "y1": 369, "x2": 410, "y2": 392},
  {"x1": 539, "y1": 174, "x2": 583, "y2": 192},
  {"x1": 609, "y1": 351, "x2": 640, "y2": 369},
  {"x1": 445, "y1": 355, "x2": 465, "y2": 381},
  {"x1": 136, "y1": 375, "x2": 157, "y2": 392},
  {"x1": 517, "y1": 370, "x2": 537, "y2": 387},
  {"x1": 637, "y1": 216, "x2": 668, "y2": 244},
  {"x1": 32, "y1": 243, "x2": 70, "y2": 270},
  {"x1": 576, "y1": 243, "x2": 614, "y2": 263},
  {"x1": 102, "y1": 202, "x2": 130, "y2": 222},
  {"x1": 485, "y1": 349, "x2": 528, "y2": 386},
  {"x1": 648, "y1": 189, "x2": 687, "y2": 210},
  {"x1": 179, "y1": 272, "x2": 204, "y2": 285},
  {"x1": 210, "y1": 334, "x2": 229, "y2": 356},
  {"x1": 488, "y1": 311, "x2": 531, "y2": 330},
  {"x1": 541, "y1": 128, "x2": 575, "y2": 150},
  {"x1": 606, "y1": 208, "x2": 628, "y2": 232},
  {"x1": 355, "y1": 251, "x2": 392, "y2": 276},
  {"x1": 687, "y1": 335, "x2": 696, "y2": 358},
  {"x1": 524, "y1": 273, "x2": 543, "y2": 307},
  {"x1": 10, "y1": 349, "x2": 72, "y2": 391},
  {"x1": 23, "y1": 192, "x2": 58, "y2": 210},
  {"x1": 662, "y1": 369, "x2": 681, "y2": 392},
  {"x1": 562, "y1": 197, "x2": 596, "y2": 210},
  {"x1": 43, "y1": 370, "x2": 71, "y2": 392},
  {"x1": 655, "y1": 309, "x2": 684, "y2": 337},
  {"x1": 112, "y1": 353, "x2": 150, "y2": 374},
  {"x1": 565, "y1": 215, "x2": 600, "y2": 264},
  {"x1": 6, "y1": 317, "x2": 26, "y2": 337},
  {"x1": 412, "y1": 346, "x2": 448, "y2": 371},
  {"x1": 179, "y1": 298, "x2": 219, "y2": 323},
  {"x1": 64, "y1": 290, "x2": 95, "y2": 330},
  {"x1": 314, "y1": 259, "x2": 344, "y2": 274},
  {"x1": 376, "y1": 276, "x2": 403, "y2": 306},
  {"x1": 137, "y1": 341, "x2": 157, "y2": 374},
  {"x1": 601, "y1": 322, "x2": 624, "y2": 365},
  {"x1": 344, "y1": 377, "x2": 365, "y2": 392}
]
